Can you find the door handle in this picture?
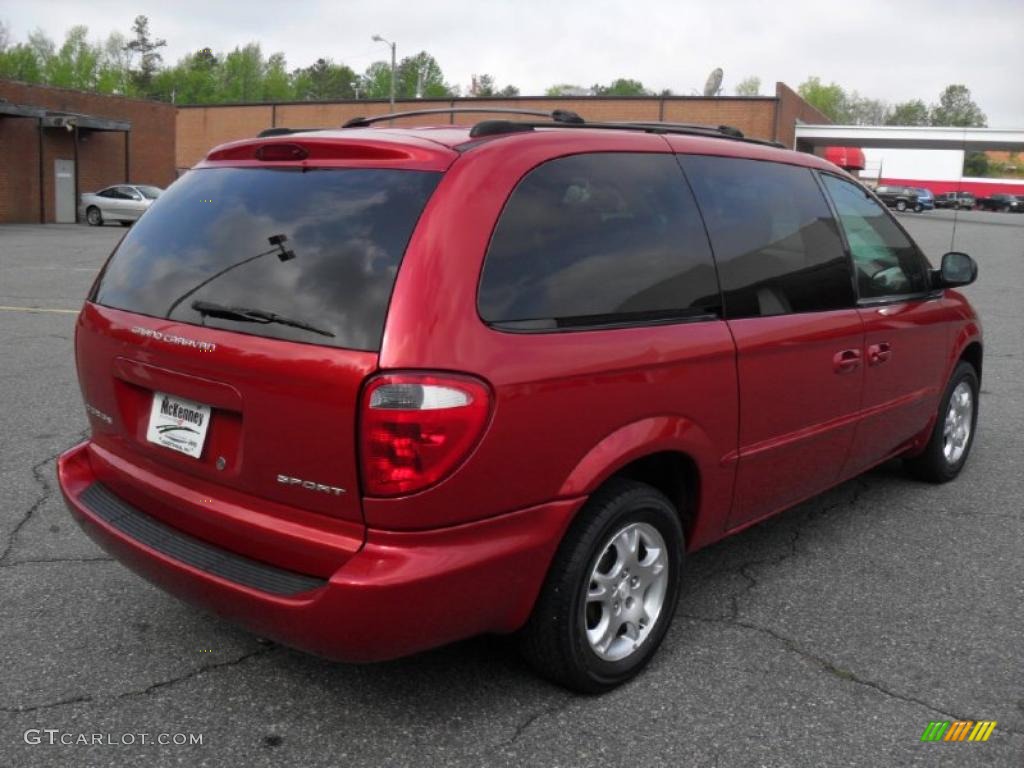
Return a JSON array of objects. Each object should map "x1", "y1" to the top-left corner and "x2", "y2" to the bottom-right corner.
[
  {"x1": 867, "y1": 342, "x2": 891, "y2": 366},
  {"x1": 833, "y1": 348, "x2": 862, "y2": 374}
]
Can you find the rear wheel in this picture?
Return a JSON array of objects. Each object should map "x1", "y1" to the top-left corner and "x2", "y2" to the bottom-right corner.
[
  {"x1": 519, "y1": 478, "x2": 684, "y2": 693},
  {"x1": 914, "y1": 203, "x2": 923, "y2": 213},
  {"x1": 86, "y1": 206, "x2": 102, "y2": 226},
  {"x1": 906, "y1": 361, "x2": 979, "y2": 483}
]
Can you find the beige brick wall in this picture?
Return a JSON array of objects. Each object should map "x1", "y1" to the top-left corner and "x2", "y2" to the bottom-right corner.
[{"x1": 174, "y1": 86, "x2": 826, "y2": 169}]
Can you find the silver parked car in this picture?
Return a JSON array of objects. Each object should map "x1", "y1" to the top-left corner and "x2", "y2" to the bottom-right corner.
[{"x1": 80, "y1": 184, "x2": 163, "y2": 226}]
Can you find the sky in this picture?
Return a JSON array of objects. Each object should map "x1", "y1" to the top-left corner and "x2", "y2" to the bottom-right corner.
[{"x1": 3, "y1": 0, "x2": 1023, "y2": 126}]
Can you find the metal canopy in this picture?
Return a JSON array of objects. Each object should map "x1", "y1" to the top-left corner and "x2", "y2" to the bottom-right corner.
[
  {"x1": 794, "y1": 124, "x2": 1024, "y2": 152},
  {"x1": 41, "y1": 111, "x2": 131, "y2": 132},
  {"x1": 0, "y1": 102, "x2": 47, "y2": 118}
]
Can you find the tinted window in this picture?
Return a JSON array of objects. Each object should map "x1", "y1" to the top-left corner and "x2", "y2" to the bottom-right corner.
[
  {"x1": 93, "y1": 167, "x2": 440, "y2": 350},
  {"x1": 136, "y1": 185, "x2": 162, "y2": 199},
  {"x1": 478, "y1": 153, "x2": 719, "y2": 328},
  {"x1": 679, "y1": 156, "x2": 854, "y2": 318},
  {"x1": 98, "y1": 188, "x2": 118, "y2": 198},
  {"x1": 820, "y1": 174, "x2": 931, "y2": 299}
]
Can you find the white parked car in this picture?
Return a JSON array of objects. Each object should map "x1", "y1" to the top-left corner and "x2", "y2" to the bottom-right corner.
[{"x1": 80, "y1": 185, "x2": 163, "y2": 226}]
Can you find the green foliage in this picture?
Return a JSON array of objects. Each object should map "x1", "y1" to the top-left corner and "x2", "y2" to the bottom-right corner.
[
  {"x1": 0, "y1": 42, "x2": 45, "y2": 83},
  {"x1": 885, "y1": 99, "x2": 930, "y2": 126},
  {"x1": 593, "y1": 78, "x2": 648, "y2": 96},
  {"x1": 469, "y1": 74, "x2": 519, "y2": 98},
  {"x1": 734, "y1": 76, "x2": 761, "y2": 96},
  {"x1": 963, "y1": 152, "x2": 989, "y2": 177},
  {"x1": 124, "y1": 15, "x2": 166, "y2": 96},
  {"x1": 545, "y1": 83, "x2": 588, "y2": 96},
  {"x1": 798, "y1": 77, "x2": 847, "y2": 121},
  {"x1": 931, "y1": 84, "x2": 986, "y2": 127}
]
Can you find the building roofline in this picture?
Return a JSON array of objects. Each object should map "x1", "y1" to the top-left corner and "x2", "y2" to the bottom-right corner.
[{"x1": 175, "y1": 94, "x2": 779, "y2": 109}]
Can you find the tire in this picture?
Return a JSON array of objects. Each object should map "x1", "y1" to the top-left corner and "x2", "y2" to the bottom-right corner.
[
  {"x1": 119, "y1": 221, "x2": 132, "y2": 227},
  {"x1": 86, "y1": 206, "x2": 103, "y2": 226},
  {"x1": 519, "y1": 478, "x2": 684, "y2": 693},
  {"x1": 896, "y1": 200, "x2": 907, "y2": 212},
  {"x1": 953, "y1": 203, "x2": 961, "y2": 210},
  {"x1": 905, "y1": 361, "x2": 979, "y2": 483},
  {"x1": 914, "y1": 204, "x2": 923, "y2": 213}
]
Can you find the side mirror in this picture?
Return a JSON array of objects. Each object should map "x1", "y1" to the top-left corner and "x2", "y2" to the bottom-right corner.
[{"x1": 937, "y1": 251, "x2": 977, "y2": 288}]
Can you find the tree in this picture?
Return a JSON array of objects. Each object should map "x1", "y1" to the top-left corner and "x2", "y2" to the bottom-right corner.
[
  {"x1": 0, "y1": 43, "x2": 44, "y2": 83},
  {"x1": 931, "y1": 84, "x2": 986, "y2": 127},
  {"x1": 963, "y1": 152, "x2": 989, "y2": 177},
  {"x1": 397, "y1": 51, "x2": 451, "y2": 98},
  {"x1": 44, "y1": 26, "x2": 101, "y2": 90},
  {"x1": 221, "y1": 43, "x2": 265, "y2": 102},
  {"x1": 593, "y1": 78, "x2": 648, "y2": 96},
  {"x1": 497, "y1": 84, "x2": 520, "y2": 97},
  {"x1": 844, "y1": 92, "x2": 890, "y2": 125},
  {"x1": 263, "y1": 52, "x2": 291, "y2": 101},
  {"x1": 124, "y1": 15, "x2": 166, "y2": 95},
  {"x1": 294, "y1": 58, "x2": 356, "y2": 100},
  {"x1": 734, "y1": 76, "x2": 761, "y2": 96},
  {"x1": 361, "y1": 60, "x2": 392, "y2": 99},
  {"x1": 797, "y1": 76, "x2": 847, "y2": 122},
  {"x1": 470, "y1": 73, "x2": 496, "y2": 97},
  {"x1": 886, "y1": 99, "x2": 930, "y2": 126},
  {"x1": 545, "y1": 83, "x2": 589, "y2": 96}
]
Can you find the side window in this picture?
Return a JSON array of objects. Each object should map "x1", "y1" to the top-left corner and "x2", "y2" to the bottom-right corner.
[
  {"x1": 820, "y1": 174, "x2": 931, "y2": 299},
  {"x1": 98, "y1": 188, "x2": 117, "y2": 198},
  {"x1": 678, "y1": 156, "x2": 854, "y2": 318},
  {"x1": 478, "y1": 153, "x2": 720, "y2": 328},
  {"x1": 115, "y1": 186, "x2": 139, "y2": 200}
]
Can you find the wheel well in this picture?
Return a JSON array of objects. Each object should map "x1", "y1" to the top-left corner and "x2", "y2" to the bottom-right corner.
[
  {"x1": 610, "y1": 451, "x2": 698, "y2": 534},
  {"x1": 960, "y1": 341, "x2": 983, "y2": 382}
]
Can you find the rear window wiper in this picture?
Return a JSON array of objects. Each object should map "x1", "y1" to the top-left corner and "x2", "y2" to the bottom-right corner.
[{"x1": 191, "y1": 300, "x2": 335, "y2": 338}]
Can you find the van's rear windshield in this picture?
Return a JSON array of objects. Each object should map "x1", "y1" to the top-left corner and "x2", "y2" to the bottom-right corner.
[{"x1": 92, "y1": 167, "x2": 441, "y2": 351}]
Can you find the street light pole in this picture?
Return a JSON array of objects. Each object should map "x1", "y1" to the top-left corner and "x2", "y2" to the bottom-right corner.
[{"x1": 372, "y1": 35, "x2": 397, "y2": 112}]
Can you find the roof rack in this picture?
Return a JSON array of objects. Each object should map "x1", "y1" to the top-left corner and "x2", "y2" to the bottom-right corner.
[
  {"x1": 342, "y1": 107, "x2": 584, "y2": 129},
  {"x1": 468, "y1": 118, "x2": 786, "y2": 148}
]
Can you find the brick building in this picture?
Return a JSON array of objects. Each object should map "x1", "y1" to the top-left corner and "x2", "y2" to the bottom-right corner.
[
  {"x1": 0, "y1": 81, "x2": 176, "y2": 223},
  {"x1": 0, "y1": 80, "x2": 825, "y2": 223},
  {"x1": 176, "y1": 82, "x2": 828, "y2": 170}
]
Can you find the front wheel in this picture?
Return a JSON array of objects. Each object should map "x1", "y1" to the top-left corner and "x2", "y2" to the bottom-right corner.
[
  {"x1": 896, "y1": 200, "x2": 907, "y2": 212},
  {"x1": 519, "y1": 479, "x2": 684, "y2": 693},
  {"x1": 905, "y1": 361, "x2": 979, "y2": 483},
  {"x1": 914, "y1": 204, "x2": 923, "y2": 213},
  {"x1": 85, "y1": 207, "x2": 103, "y2": 226}
]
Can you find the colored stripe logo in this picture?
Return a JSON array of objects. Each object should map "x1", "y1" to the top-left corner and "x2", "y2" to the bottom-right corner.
[{"x1": 920, "y1": 721, "x2": 996, "y2": 742}]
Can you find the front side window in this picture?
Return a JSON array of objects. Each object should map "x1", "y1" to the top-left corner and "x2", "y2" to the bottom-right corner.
[
  {"x1": 820, "y1": 174, "x2": 931, "y2": 299},
  {"x1": 479, "y1": 153, "x2": 720, "y2": 328},
  {"x1": 679, "y1": 156, "x2": 854, "y2": 318}
]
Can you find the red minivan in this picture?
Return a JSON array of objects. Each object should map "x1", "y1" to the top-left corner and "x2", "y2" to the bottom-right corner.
[{"x1": 58, "y1": 111, "x2": 982, "y2": 692}]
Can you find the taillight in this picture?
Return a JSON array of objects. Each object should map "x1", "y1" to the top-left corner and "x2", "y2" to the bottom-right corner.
[{"x1": 360, "y1": 372, "x2": 491, "y2": 497}]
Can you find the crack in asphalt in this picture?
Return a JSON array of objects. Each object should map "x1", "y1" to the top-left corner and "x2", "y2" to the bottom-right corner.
[
  {"x1": 0, "y1": 430, "x2": 89, "y2": 565},
  {"x1": 676, "y1": 479, "x2": 1024, "y2": 739},
  {"x1": 486, "y1": 694, "x2": 576, "y2": 754},
  {"x1": 0, "y1": 648, "x2": 276, "y2": 715}
]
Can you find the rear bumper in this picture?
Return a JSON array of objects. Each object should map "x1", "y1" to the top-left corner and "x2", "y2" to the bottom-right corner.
[{"x1": 59, "y1": 441, "x2": 582, "y2": 662}]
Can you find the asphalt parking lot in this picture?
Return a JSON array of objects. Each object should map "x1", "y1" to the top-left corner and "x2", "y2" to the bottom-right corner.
[{"x1": 1, "y1": 210, "x2": 1021, "y2": 767}]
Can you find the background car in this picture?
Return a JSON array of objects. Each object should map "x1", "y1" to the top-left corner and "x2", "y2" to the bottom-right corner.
[
  {"x1": 873, "y1": 185, "x2": 919, "y2": 212},
  {"x1": 79, "y1": 184, "x2": 163, "y2": 226},
  {"x1": 911, "y1": 188, "x2": 935, "y2": 211},
  {"x1": 976, "y1": 193, "x2": 1024, "y2": 212},
  {"x1": 934, "y1": 191, "x2": 976, "y2": 210}
]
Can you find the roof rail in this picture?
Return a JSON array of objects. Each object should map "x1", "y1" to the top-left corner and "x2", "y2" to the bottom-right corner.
[
  {"x1": 342, "y1": 107, "x2": 583, "y2": 129},
  {"x1": 467, "y1": 118, "x2": 786, "y2": 148}
]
